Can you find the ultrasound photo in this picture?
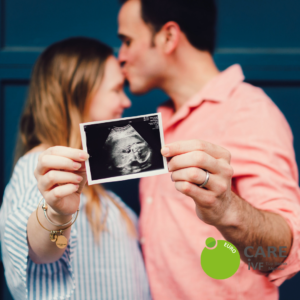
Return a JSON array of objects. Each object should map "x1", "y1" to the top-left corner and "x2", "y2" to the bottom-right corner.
[{"x1": 80, "y1": 113, "x2": 168, "y2": 184}]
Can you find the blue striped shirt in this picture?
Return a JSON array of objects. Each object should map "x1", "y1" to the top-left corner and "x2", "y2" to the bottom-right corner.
[{"x1": 0, "y1": 152, "x2": 151, "y2": 300}]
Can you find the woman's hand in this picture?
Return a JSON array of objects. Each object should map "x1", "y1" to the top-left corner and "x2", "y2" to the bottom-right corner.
[{"x1": 34, "y1": 146, "x2": 89, "y2": 222}]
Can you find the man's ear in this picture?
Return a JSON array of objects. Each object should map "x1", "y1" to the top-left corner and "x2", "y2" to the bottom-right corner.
[{"x1": 156, "y1": 21, "x2": 180, "y2": 54}]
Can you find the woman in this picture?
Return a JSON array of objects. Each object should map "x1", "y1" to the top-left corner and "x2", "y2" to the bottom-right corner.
[{"x1": 0, "y1": 37, "x2": 151, "y2": 300}]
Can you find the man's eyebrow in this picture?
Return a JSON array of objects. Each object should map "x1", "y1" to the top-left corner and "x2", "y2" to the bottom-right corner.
[{"x1": 118, "y1": 34, "x2": 130, "y2": 41}]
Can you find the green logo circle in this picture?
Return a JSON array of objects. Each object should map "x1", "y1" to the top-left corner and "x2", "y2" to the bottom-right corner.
[{"x1": 201, "y1": 237, "x2": 240, "y2": 279}]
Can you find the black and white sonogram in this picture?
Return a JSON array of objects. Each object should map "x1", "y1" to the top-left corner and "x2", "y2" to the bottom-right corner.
[
  {"x1": 80, "y1": 113, "x2": 168, "y2": 184},
  {"x1": 104, "y1": 124, "x2": 153, "y2": 175}
]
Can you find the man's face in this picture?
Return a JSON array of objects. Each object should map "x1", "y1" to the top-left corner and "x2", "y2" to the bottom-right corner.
[{"x1": 118, "y1": 0, "x2": 165, "y2": 94}]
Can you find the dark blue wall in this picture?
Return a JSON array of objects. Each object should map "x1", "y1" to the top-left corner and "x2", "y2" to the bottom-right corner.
[{"x1": 1, "y1": 0, "x2": 299, "y2": 299}]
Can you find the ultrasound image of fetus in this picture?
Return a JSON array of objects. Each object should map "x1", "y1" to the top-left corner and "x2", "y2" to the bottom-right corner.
[{"x1": 104, "y1": 124, "x2": 153, "y2": 175}]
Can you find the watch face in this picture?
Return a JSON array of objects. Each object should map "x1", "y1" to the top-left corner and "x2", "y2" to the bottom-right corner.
[{"x1": 104, "y1": 124, "x2": 153, "y2": 175}]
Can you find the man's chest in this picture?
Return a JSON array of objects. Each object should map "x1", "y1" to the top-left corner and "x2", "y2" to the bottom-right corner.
[{"x1": 162, "y1": 104, "x2": 231, "y2": 146}]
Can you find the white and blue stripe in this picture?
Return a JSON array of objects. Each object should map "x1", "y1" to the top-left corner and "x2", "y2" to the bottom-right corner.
[{"x1": 0, "y1": 152, "x2": 151, "y2": 300}]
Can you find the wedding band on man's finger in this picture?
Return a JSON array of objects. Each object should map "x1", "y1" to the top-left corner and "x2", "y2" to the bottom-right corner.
[{"x1": 197, "y1": 170, "x2": 210, "y2": 188}]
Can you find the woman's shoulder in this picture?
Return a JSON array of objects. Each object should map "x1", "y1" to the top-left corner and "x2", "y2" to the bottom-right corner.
[
  {"x1": 14, "y1": 151, "x2": 41, "y2": 176},
  {"x1": 8, "y1": 151, "x2": 41, "y2": 192},
  {"x1": 1, "y1": 151, "x2": 42, "y2": 213}
]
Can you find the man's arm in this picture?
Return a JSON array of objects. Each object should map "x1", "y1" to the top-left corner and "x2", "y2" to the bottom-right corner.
[
  {"x1": 216, "y1": 191, "x2": 291, "y2": 271},
  {"x1": 162, "y1": 139, "x2": 292, "y2": 271}
]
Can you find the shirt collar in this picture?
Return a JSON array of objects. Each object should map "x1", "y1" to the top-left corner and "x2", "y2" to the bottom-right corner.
[
  {"x1": 187, "y1": 64, "x2": 245, "y2": 108},
  {"x1": 159, "y1": 64, "x2": 245, "y2": 130}
]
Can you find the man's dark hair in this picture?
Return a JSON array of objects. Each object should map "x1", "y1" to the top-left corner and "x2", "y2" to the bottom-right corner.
[{"x1": 120, "y1": 0, "x2": 217, "y2": 53}]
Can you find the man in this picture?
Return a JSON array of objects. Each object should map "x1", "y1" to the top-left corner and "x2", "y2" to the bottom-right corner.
[{"x1": 118, "y1": 0, "x2": 300, "y2": 299}]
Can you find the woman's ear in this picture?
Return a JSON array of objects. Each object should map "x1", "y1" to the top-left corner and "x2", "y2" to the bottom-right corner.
[{"x1": 156, "y1": 21, "x2": 181, "y2": 54}]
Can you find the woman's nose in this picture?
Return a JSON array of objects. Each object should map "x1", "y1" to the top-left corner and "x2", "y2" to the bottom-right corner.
[
  {"x1": 122, "y1": 94, "x2": 131, "y2": 108},
  {"x1": 118, "y1": 45, "x2": 127, "y2": 67}
]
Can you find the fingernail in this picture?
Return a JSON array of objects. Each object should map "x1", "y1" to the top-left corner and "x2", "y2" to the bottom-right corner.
[
  {"x1": 73, "y1": 162, "x2": 81, "y2": 170},
  {"x1": 74, "y1": 184, "x2": 79, "y2": 190},
  {"x1": 76, "y1": 176, "x2": 82, "y2": 182},
  {"x1": 167, "y1": 162, "x2": 171, "y2": 171},
  {"x1": 161, "y1": 147, "x2": 169, "y2": 156},
  {"x1": 79, "y1": 152, "x2": 89, "y2": 160}
]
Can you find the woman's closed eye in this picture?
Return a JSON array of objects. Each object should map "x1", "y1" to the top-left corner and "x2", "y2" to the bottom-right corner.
[{"x1": 113, "y1": 83, "x2": 124, "y2": 94}]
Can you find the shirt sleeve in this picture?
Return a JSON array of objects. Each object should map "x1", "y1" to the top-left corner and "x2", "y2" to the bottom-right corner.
[
  {"x1": 0, "y1": 153, "x2": 78, "y2": 300},
  {"x1": 223, "y1": 86, "x2": 300, "y2": 286}
]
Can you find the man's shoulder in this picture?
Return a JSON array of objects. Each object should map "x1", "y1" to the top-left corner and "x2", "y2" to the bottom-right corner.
[
  {"x1": 227, "y1": 81, "x2": 292, "y2": 139},
  {"x1": 229, "y1": 81, "x2": 282, "y2": 116},
  {"x1": 232, "y1": 81, "x2": 271, "y2": 104}
]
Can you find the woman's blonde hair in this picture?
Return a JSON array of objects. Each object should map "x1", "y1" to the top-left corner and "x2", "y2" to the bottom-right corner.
[{"x1": 15, "y1": 37, "x2": 135, "y2": 240}]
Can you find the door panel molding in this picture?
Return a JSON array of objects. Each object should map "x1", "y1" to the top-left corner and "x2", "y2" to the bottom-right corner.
[{"x1": 0, "y1": 79, "x2": 29, "y2": 199}]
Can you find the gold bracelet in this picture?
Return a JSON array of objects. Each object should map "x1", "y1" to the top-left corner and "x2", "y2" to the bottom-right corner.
[
  {"x1": 42, "y1": 199, "x2": 78, "y2": 227},
  {"x1": 36, "y1": 197, "x2": 79, "y2": 249}
]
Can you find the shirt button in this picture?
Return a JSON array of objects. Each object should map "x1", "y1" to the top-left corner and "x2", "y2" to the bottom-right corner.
[
  {"x1": 146, "y1": 197, "x2": 153, "y2": 204},
  {"x1": 140, "y1": 237, "x2": 146, "y2": 244}
]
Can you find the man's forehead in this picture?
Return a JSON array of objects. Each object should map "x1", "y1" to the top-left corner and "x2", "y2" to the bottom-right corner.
[{"x1": 118, "y1": 0, "x2": 145, "y2": 36}]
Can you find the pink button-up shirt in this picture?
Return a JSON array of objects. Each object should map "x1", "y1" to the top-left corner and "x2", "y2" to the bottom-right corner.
[{"x1": 139, "y1": 65, "x2": 300, "y2": 300}]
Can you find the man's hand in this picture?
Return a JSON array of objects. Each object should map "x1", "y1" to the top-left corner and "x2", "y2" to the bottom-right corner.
[
  {"x1": 161, "y1": 139, "x2": 235, "y2": 227},
  {"x1": 161, "y1": 139, "x2": 292, "y2": 270}
]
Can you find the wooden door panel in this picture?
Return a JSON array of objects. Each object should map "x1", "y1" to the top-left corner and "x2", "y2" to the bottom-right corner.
[
  {"x1": 3, "y1": 0, "x2": 120, "y2": 48},
  {"x1": 1, "y1": 0, "x2": 300, "y2": 299},
  {"x1": 3, "y1": 82, "x2": 28, "y2": 183},
  {"x1": 216, "y1": 0, "x2": 300, "y2": 48}
]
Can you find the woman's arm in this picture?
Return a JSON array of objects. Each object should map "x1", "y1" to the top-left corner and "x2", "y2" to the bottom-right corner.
[{"x1": 28, "y1": 146, "x2": 89, "y2": 264}]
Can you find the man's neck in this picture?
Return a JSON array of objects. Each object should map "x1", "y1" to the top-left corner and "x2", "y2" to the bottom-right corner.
[{"x1": 161, "y1": 51, "x2": 220, "y2": 112}]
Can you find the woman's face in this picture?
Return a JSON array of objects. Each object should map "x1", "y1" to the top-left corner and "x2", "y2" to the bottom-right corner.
[{"x1": 88, "y1": 55, "x2": 131, "y2": 122}]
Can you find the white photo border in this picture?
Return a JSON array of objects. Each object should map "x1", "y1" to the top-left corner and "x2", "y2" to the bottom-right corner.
[{"x1": 80, "y1": 112, "x2": 168, "y2": 185}]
